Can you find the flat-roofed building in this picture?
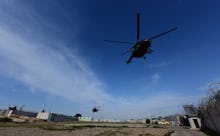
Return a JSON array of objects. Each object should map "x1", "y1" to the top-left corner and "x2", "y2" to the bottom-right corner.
[{"x1": 78, "y1": 116, "x2": 93, "y2": 122}]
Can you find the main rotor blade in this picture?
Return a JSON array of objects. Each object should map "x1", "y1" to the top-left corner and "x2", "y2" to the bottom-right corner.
[
  {"x1": 104, "y1": 40, "x2": 134, "y2": 45},
  {"x1": 148, "y1": 27, "x2": 177, "y2": 40},
  {"x1": 137, "y1": 13, "x2": 140, "y2": 42}
]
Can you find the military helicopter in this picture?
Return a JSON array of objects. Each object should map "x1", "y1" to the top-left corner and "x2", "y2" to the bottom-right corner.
[
  {"x1": 104, "y1": 13, "x2": 177, "y2": 64},
  {"x1": 92, "y1": 106, "x2": 100, "y2": 113},
  {"x1": 9, "y1": 106, "x2": 17, "y2": 111}
]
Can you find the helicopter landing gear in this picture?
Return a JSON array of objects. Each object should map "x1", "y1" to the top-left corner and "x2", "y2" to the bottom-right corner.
[{"x1": 144, "y1": 56, "x2": 146, "y2": 60}]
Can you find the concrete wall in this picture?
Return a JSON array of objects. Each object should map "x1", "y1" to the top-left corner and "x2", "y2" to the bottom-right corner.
[
  {"x1": 36, "y1": 112, "x2": 51, "y2": 121},
  {"x1": 50, "y1": 113, "x2": 77, "y2": 122}
]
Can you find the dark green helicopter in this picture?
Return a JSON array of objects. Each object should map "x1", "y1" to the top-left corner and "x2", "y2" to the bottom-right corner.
[{"x1": 105, "y1": 13, "x2": 177, "y2": 64}]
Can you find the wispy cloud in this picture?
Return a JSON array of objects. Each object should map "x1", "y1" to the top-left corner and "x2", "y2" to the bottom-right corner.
[
  {"x1": 0, "y1": 1, "x2": 205, "y2": 119},
  {"x1": 0, "y1": 1, "x2": 111, "y2": 104},
  {"x1": 0, "y1": 26, "x2": 201, "y2": 118},
  {"x1": 0, "y1": 26, "x2": 111, "y2": 103}
]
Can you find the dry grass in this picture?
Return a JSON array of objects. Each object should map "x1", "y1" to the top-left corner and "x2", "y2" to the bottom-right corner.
[{"x1": 0, "y1": 122, "x2": 173, "y2": 136}]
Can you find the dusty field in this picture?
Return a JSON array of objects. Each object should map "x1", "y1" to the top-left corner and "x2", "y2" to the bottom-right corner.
[{"x1": 0, "y1": 122, "x2": 174, "y2": 136}]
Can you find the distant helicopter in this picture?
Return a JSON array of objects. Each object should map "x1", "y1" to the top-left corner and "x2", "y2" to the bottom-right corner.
[
  {"x1": 105, "y1": 13, "x2": 177, "y2": 64},
  {"x1": 92, "y1": 106, "x2": 100, "y2": 113},
  {"x1": 9, "y1": 106, "x2": 17, "y2": 111}
]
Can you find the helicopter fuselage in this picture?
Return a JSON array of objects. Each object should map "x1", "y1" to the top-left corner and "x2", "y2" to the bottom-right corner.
[
  {"x1": 132, "y1": 48, "x2": 147, "y2": 57},
  {"x1": 132, "y1": 40, "x2": 151, "y2": 58},
  {"x1": 126, "y1": 40, "x2": 151, "y2": 64},
  {"x1": 92, "y1": 108, "x2": 99, "y2": 112}
]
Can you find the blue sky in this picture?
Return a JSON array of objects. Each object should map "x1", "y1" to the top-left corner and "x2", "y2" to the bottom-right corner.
[{"x1": 0, "y1": 0, "x2": 220, "y2": 119}]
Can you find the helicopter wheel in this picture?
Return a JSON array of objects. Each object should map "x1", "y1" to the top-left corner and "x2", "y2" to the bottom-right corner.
[{"x1": 144, "y1": 57, "x2": 146, "y2": 60}]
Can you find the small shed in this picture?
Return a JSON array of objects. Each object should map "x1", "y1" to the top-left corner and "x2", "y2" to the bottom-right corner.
[{"x1": 188, "y1": 117, "x2": 201, "y2": 129}]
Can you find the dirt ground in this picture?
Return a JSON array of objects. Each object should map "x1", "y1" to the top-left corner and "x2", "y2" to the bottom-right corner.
[{"x1": 0, "y1": 122, "x2": 174, "y2": 136}]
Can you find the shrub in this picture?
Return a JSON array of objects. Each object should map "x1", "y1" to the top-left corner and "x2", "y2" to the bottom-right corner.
[{"x1": 146, "y1": 118, "x2": 150, "y2": 124}]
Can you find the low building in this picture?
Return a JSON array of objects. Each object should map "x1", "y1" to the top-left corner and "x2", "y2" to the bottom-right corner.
[
  {"x1": 127, "y1": 119, "x2": 136, "y2": 123},
  {"x1": 11, "y1": 110, "x2": 38, "y2": 118},
  {"x1": 151, "y1": 117, "x2": 159, "y2": 124},
  {"x1": 78, "y1": 116, "x2": 93, "y2": 122},
  {"x1": 1, "y1": 109, "x2": 83, "y2": 122},
  {"x1": 50, "y1": 113, "x2": 77, "y2": 122},
  {"x1": 188, "y1": 117, "x2": 201, "y2": 129},
  {"x1": 107, "y1": 119, "x2": 121, "y2": 123},
  {"x1": 163, "y1": 114, "x2": 184, "y2": 126},
  {"x1": 7, "y1": 110, "x2": 38, "y2": 122},
  {"x1": 183, "y1": 105, "x2": 202, "y2": 129},
  {"x1": 136, "y1": 118, "x2": 146, "y2": 124},
  {"x1": 37, "y1": 112, "x2": 78, "y2": 122}
]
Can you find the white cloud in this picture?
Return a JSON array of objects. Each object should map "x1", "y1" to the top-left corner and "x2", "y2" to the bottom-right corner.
[
  {"x1": 0, "y1": 1, "x2": 112, "y2": 105},
  {"x1": 0, "y1": 24, "x2": 202, "y2": 119},
  {"x1": 0, "y1": 1, "x2": 205, "y2": 119},
  {"x1": 0, "y1": 26, "x2": 112, "y2": 104},
  {"x1": 0, "y1": 27, "x2": 202, "y2": 118}
]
